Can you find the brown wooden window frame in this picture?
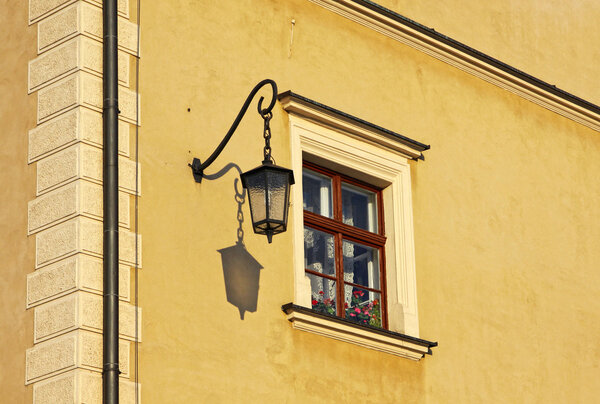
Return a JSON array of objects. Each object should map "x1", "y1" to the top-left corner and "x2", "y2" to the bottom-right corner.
[{"x1": 303, "y1": 161, "x2": 388, "y2": 329}]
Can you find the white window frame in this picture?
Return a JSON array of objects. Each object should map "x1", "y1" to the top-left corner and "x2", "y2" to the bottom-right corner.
[{"x1": 281, "y1": 95, "x2": 422, "y2": 340}]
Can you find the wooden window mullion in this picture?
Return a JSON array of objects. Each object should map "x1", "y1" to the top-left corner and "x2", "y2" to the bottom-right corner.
[{"x1": 335, "y1": 232, "x2": 345, "y2": 317}]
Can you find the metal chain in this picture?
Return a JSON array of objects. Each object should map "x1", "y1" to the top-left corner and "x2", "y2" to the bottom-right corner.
[
  {"x1": 262, "y1": 111, "x2": 273, "y2": 163},
  {"x1": 235, "y1": 183, "x2": 245, "y2": 244}
]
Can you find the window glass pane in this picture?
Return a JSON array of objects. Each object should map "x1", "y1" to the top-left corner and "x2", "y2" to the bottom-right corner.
[
  {"x1": 307, "y1": 273, "x2": 337, "y2": 315},
  {"x1": 344, "y1": 285, "x2": 382, "y2": 328},
  {"x1": 302, "y1": 169, "x2": 333, "y2": 218},
  {"x1": 342, "y1": 240, "x2": 380, "y2": 290},
  {"x1": 341, "y1": 182, "x2": 377, "y2": 232},
  {"x1": 304, "y1": 226, "x2": 336, "y2": 276}
]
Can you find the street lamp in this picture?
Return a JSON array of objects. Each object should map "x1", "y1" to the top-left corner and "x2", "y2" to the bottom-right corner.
[{"x1": 189, "y1": 79, "x2": 294, "y2": 243}]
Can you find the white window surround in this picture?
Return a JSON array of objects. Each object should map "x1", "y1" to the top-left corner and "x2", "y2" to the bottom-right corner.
[{"x1": 280, "y1": 92, "x2": 434, "y2": 359}]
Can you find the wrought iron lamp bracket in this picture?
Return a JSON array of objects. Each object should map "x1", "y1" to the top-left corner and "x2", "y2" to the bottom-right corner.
[{"x1": 189, "y1": 79, "x2": 278, "y2": 183}]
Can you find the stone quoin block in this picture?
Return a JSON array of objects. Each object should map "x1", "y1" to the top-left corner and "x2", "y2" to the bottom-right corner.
[
  {"x1": 35, "y1": 216, "x2": 142, "y2": 268},
  {"x1": 36, "y1": 143, "x2": 140, "y2": 196},
  {"x1": 32, "y1": 369, "x2": 139, "y2": 404},
  {"x1": 37, "y1": 72, "x2": 139, "y2": 124},
  {"x1": 28, "y1": 108, "x2": 130, "y2": 163},
  {"x1": 25, "y1": 330, "x2": 130, "y2": 384},
  {"x1": 28, "y1": 180, "x2": 130, "y2": 234},
  {"x1": 27, "y1": 254, "x2": 131, "y2": 308},
  {"x1": 29, "y1": 0, "x2": 129, "y2": 24},
  {"x1": 28, "y1": 36, "x2": 129, "y2": 93},
  {"x1": 37, "y1": 2, "x2": 139, "y2": 55},
  {"x1": 34, "y1": 291, "x2": 141, "y2": 343}
]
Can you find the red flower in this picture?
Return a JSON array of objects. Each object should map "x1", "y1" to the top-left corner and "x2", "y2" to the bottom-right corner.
[
  {"x1": 312, "y1": 299, "x2": 318, "y2": 305},
  {"x1": 373, "y1": 299, "x2": 379, "y2": 306},
  {"x1": 319, "y1": 291, "x2": 324, "y2": 295},
  {"x1": 344, "y1": 302, "x2": 348, "y2": 308}
]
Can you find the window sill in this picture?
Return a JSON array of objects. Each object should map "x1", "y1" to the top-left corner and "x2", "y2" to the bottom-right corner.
[{"x1": 282, "y1": 303, "x2": 437, "y2": 360}]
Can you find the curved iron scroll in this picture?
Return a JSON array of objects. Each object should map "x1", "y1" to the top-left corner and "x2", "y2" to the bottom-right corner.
[{"x1": 189, "y1": 79, "x2": 278, "y2": 182}]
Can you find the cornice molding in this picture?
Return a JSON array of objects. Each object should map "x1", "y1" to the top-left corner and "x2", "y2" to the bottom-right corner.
[
  {"x1": 308, "y1": 0, "x2": 600, "y2": 132},
  {"x1": 279, "y1": 91, "x2": 428, "y2": 160}
]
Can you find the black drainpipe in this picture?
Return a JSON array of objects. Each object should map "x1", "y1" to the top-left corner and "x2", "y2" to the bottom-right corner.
[{"x1": 103, "y1": 0, "x2": 119, "y2": 402}]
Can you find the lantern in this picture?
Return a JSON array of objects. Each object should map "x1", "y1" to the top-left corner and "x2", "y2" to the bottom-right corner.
[{"x1": 241, "y1": 162, "x2": 295, "y2": 243}]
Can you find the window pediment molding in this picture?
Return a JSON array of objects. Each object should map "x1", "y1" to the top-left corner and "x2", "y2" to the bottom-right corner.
[{"x1": 278, "y1": 91, "x2": 429, "y2": 161}]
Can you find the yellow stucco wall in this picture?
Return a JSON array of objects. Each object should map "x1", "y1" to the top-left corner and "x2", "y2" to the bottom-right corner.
[
  {"x1": 135, "y1": 1, "x2": 600, "y2": 403},
  {"x1": 0, "y1": 1, "x2": 37, "y2": 402}
]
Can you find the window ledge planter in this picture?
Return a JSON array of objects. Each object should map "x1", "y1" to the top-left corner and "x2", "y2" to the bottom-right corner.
[{"x1": 282, "y1": 303, "x2": 437, "y2": 360}]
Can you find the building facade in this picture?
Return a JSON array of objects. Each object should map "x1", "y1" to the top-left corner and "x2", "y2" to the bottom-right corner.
[{"x1": 2, "y1": 0, "x2": 600, "y2": 403}]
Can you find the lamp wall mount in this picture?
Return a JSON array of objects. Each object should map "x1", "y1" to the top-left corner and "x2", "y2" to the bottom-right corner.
[{"x1": 189, "y1": 79, "x2": 278, "y2": 183}]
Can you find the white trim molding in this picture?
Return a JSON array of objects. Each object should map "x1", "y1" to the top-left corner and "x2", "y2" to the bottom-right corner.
[
  {"x1": 283, "y1": 305, "x2": 435, "y2": 360},
  {"x1": 308, "y1": 0, "x2": 600, "y2": 132},
  {"x1": 282, "y1": 92, "x2": 425, "y2": 339}
]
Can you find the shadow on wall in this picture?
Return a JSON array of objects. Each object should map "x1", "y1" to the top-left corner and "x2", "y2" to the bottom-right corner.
[{"x1": 205, "y1": 163, "x2": 264, "y2": 320}]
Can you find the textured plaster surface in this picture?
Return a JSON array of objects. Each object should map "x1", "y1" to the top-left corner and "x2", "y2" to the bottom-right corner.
[
  {"x1": 29, "y1": 0, "x2": 129, "y2": 24},
  {"x1": 33, "y1": 371, "x2": 76, "y2": 404},
  {"x1": 28, "y1": 180, "x2": 130, "y2": 234},
  {"x1": 27, "y1": 255, "x2": 131, "y2": 308},
  {"x1": 28, "y1": 35, "x2": 129, "y2": 93},
  {"x1": 34, "y1": 292, "x2": 140, "y2": 342},
  {"x1": 0, "y1": 2, "x2": 36, "y2": 401},
  {"x1": 35, "y1": 217, "x2": 141, "y2": 268},
  {"x1": 28, "y1": 108, "x2": 129, "y2": 163},
  {"x1": 36, "y1": 143, "x2": 138, "y2": 195},
  {"x1": 33, "y1": 370, "x2": 138, "y2": 404},
  {"x1": 25, "y1": 330, "x2": 130, "y2": 384},
  {"x1": 37, "y1": 72, "x2": 139, "y2": 124}
]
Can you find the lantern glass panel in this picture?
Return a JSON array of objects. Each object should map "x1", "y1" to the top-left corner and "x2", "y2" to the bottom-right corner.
[
  {"x1": 267, "y1": 169, "x2": 289, "y2": 222},
  {"x1": 245, "y1": 171, "x2": 267, "y2": 223}
]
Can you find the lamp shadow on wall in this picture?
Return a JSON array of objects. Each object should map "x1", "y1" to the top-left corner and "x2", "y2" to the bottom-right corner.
[{"x1": 205, "y1": 163, "x2": 264, "y2": 320}]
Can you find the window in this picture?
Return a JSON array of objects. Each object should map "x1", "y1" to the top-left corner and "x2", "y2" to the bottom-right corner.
[
  {"x1": 279, "y1": 91, "x2": 435, "y2": 359},
  {"x1": 303, "y1": 162, "x2": 387, "y2": 328}
]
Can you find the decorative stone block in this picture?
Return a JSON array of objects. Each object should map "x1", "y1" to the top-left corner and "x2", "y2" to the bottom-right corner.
[
  {"x1": 29, "y1": 0, "x2": 129, "y2": 25},
  {"x1": 28, "y1": 180, "x2": 130, "y2": 234},
  {"x1": 33, "y1": 369, "x2": 139, "y2": 404},
  {"x1": 28, "y1": 108, "x2": 130, "y2": 163},
  {"x1": 25, "y1": 330, "x2": 130, "y2": 384},
  {"x1": 27, "y1": 255, "x2": 131, "y2": 308},
  {"x1": 34, "y1": 292, "x2": 141, "y2": 342},
  {"x1": 36, "y1": 143, "x2": 139, "y2": 196},
  {"x1": 29, "y1": 36, "x2": 129, "y2": 93},
  {"x1": 38, "y1": 2, "x2": 139, "y2": 56},
  {"x1": 37, "y1": 72, "x2": 139, "y2": 124},
  {"x1": 35, "y1": 217, "x2": 141, "y2": 268}
]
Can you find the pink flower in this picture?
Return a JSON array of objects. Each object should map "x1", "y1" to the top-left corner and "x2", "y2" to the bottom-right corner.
[
  {"x1": 354, "y1": 307, "x2": 361, "y2": 313},
  {"x1": 349, "y1": 313, "x2": 356, "y2": 317},
  {"x1": 359, "y1": 291, "x2": 364, "y2": 296}
]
